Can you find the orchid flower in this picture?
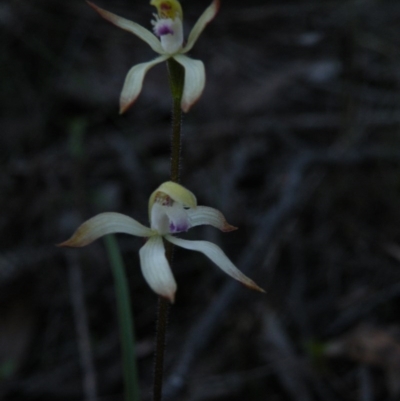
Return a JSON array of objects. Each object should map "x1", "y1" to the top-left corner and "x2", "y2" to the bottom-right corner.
[
  {"x1": 88, "y1": 0, "x2": 220, "y2": 113},
  {"x1": 59, "y1": 182, "x2": 264, "y2": 303}
]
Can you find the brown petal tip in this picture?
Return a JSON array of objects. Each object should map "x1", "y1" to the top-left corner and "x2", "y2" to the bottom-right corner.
[
  {"x1": 160, "y1": 293, "x2": 175, "y2": 304},
  {"x1": 244, "y1": 280, "x2": 266, "y2": 294},
  {"x1": 56, "y1": 229, "x2": 92, "y2": 248},
  {"x1": 213, "y1": 0, "x2": 221, "y2": 14},
  {"x1": 87, "y1": 2, "x2": 120, "y2": 26},
  {"x1": 181, "y1": 102, "x2": 190, "y2": 113},
  {"x1": 119, "y1": 99, "x2": 135, "y2": 115},
  {"x1": 222, "y1": 224, "x2": 238, "y2": 233},
  {"x1": 86, "y1": 1, "x2": 102, "y2": 14},
  {"x1": 56, "y1": 237, "x2": 85, "y2": 248}
]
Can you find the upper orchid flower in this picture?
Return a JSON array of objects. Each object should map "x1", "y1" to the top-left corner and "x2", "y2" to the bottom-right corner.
[
  {"x1": 88, "y1": 0, "x2": 220, "y2": 113},
  {"x1": 59, "y1": 182, "x2": 264, "y2": 303}
]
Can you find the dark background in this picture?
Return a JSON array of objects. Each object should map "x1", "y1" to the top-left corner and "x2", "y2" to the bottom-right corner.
[{"x1": 2, "y1": 0, "x2": 400, "y2": 400}]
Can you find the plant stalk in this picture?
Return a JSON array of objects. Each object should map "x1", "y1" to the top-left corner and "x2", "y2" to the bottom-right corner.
[
  {"x1": 167, "y1": 58, "x2": 184, "y2": 184},
  {"x1": 152, "y1": 58, "x2": 185, "y2": 401}
]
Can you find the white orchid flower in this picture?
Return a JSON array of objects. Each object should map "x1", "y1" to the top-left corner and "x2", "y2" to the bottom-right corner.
[
  {"x1": 59, "y1": 182, "x2": 264, "y2": 303},
  {"x1": 88, "y1": 0, "x2": 220, "y2": 113}
]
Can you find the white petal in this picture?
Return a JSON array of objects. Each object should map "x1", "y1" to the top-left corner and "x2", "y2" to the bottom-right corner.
[
  {"x1": 139, "y1": 236, "x2": 177, "y2": 302},
  {"x1": 173, "y1": 54, "x2": 205, "y2": 112},
  {"x1": 150, "y1": 202, "x2": 171, "y2": 235},
  {"x1": 58, "y1": 212, "x2": 154, "y2": 247},
  {"x1": 187, "y1": 206, "x2": 237, "y2": 232},
  {"x1": 120, "y1": 55, "x2": 168, "y2": 114},
  {"x1": 165, "y1": 235, "x2": 265, "y2": 292},
  {"x1": 88, "y1": 2, "x2": 165, "y2": 54},
  {"x1": 182, "y1": 0, "x2": 220, "y2": 53}
]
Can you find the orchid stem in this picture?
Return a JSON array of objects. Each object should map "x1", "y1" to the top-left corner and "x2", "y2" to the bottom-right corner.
[
  {"x1": 104, "y1": 235, "x2": 140, "y2": 401},
  {"x1": 167, "y1": 58, "x2": 184, "y2": 184},
  {"x1": 153, "y1": 295, "x2": 170, "y2": 401},
  {"x1": 152, "y1": 58, "x2": 185, "y2": 401}
]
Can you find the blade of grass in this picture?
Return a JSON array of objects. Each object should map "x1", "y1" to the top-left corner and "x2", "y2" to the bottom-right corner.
[{"x1": 104, "y1": 234, "x2": 140, "y2": 401}]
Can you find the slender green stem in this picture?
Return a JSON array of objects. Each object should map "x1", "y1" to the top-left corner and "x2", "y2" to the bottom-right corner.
[
  {"x1": 152, "y1": 58, "x2": 185, "y2": 401},
  {"x1": 105, "y1": 235, "x2": 140, "y2": 401}
]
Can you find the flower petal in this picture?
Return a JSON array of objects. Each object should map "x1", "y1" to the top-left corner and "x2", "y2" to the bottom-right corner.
[
  {"x1": 173, "y1": 54, "x2": 205, "y2": 112},
  {"x1": 58, "y1": 212, "x2": 154, "y2": 247},
  {"x1": 165, "y1": 235, "x2": 265, "y2": 292},
  {"x1": 139, "y1": 236, "x2": 177, "y2": 302},
  {"x1": 87, "y1": 2, "x2": 165, "y2": 54},
  {"x1": 120, "y1": 55, "x2": 168, "y2": 114},
  {"x1": 187, "y1": 206, "x2": 237, "y2": 232},
  {"x1": 182, "y1": 0, "x2": 220, "y2": 53}
]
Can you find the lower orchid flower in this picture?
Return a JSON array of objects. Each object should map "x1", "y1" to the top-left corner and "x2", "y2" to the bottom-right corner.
[{"x1": 59, "y1": 182, "x2": 264, "y2": 303}]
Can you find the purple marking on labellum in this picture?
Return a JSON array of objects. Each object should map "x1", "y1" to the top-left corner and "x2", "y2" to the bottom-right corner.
[
  {"x1": 169, "y1": 222, "x2": 189, "y2": 233},
  {"x1": 154, "y1": 22, "x2": 174, "y2": 37}
]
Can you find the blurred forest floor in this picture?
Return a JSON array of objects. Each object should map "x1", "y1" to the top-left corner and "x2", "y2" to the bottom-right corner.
[{"x1": 2, "y1": 0, "x2": 400, "y2": 400}]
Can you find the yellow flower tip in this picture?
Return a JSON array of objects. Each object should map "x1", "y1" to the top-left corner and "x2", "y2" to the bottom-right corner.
[
  {"x1": 148, "y1": 181, "x2": 197, "y2": 216},
  {"x1": 150, "y1": 0, "x2": 183, "y2": 20},
  {"x1": 159, "y1": 181, "x2": 197, "y2": 207}
]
